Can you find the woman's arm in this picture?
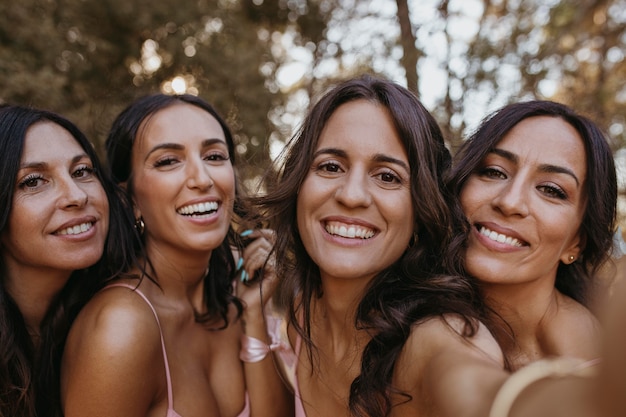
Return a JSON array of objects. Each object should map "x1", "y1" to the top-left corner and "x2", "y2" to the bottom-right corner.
[{"x1": 236, "y1": 229, "x2": 294, "y2": 417}]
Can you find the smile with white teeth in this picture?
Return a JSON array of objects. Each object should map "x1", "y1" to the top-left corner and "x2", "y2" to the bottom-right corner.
[
  {"x1": 325, "y1": 222, "x2": 375, "y2": 239},
  {"x1": 177, "y1": 201, "x2": 219, "y2": 216},
  {"x1": 478, "y1": 225, "x2": 524, "y2": 247},
  {"x1": 57, "y1": 222, "x2": 93, "y2": 235}
]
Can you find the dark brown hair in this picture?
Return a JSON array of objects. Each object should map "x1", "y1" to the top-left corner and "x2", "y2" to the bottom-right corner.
[
  {"x1": 0, "y1": 104, "x2": 136, "y2": 417},
  {"x1": 105, "y1": 93, "x2": 245, "y2": 327},
  {"x1": 254, "y1": 75, "x2": 482, "y2": 417},
  {"x1": 447, "y1": 100, "x2": 618, "y2": 306}
]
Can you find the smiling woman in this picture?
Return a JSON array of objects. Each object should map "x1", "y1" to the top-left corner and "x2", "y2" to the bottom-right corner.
[
  {"x1": 0, "y1": 104, "x2": 136, "y2": 417},
  {"x1": 61, "y1": 94, "x2": 291, "y2": 417},
  {"x1": 251, "y1": 74, "x2": 505, "y2": 417},
  {"x1": 447, "y1": 100, "x2": 618, "y2": 371}
]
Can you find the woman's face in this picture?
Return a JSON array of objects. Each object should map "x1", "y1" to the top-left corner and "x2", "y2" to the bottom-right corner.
[
  {"x1": 296, "y1": 100, "x2": 414, "y2": 283},
  {"x1": 1, "y1": 121, "x2": 109, "y2": 278},
  {"x1": 130, "y1": 103, "x2": 235, "y2": 260},
  {"x1": 460, "y1": 116, "x2": 587, "y2": 288}
]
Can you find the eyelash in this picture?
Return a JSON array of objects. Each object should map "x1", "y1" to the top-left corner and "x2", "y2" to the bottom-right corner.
[
  {"x1": 19, "y1": 174, "x2": 46, "y2": 189},
  {"x1": 538, "y1": 185, "x2": 567, "y2": 199},
  {"x1": 377, "y1": 170, "x2": 401, "y2": 184},
  {"x1": 316, "y1": 161, "x2": 341, "y2": 173},
  {"x1": 315, "y1": 161, "x2": 403, "y2": 184},
  {"x1": 478, "y1": 167, "x2": 506, "y2": 179},
  {"x1": 477, "y1": 167, "x2": 568, "y2": 200},
  {"x1": 154, "y1": 157, "x2": 178, "y2": 168},
  {"x1": 73, "y1": 165, "x2": 95, "y2": 178},
  {"x1": 204, "y1": 152, "x2": 228, "y2": 162},
  {"x1": 153, "y1": 152, "x2": 229, "y2": 168}
]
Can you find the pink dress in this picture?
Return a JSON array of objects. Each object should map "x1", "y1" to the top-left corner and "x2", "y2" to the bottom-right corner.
[
  {"x1": 105, "y1": 283, "x2": 250, "y2": 417},
  {"x1": 265, "y1": 314, "x2": 306, "y2": 417}
]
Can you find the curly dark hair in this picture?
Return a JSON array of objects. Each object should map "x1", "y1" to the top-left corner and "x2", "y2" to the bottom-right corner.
[
  {"x1": 252, "y1": 75, "x2": 483, "y2": 417},
  {"x1": 0, "y1": 104, "x2": 136, "y2": 417}
]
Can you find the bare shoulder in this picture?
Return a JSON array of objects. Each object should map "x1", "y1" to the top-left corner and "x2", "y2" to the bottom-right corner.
[
  {"x1": 404, "y1": 314, "x2": 504, "y2": 365},
  {"x1": 69, "y1": 284, "x2": 163, "y2": 350},
  {"x1": 546, "y1": 293, "x2": 601, "y2": 358},
  {"x1": 62, "y1": 284, "x2": 165, "y2": 415},
  {"x1": 392, "y1": 315, "x2": 506, "y2": 417}
]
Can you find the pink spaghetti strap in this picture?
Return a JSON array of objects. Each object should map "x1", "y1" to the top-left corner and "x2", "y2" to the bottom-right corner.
[
  {"x1": 103, "y1": 283, "x2": 176, "y2": 415},
  {"x1": 293, "y1": 332, "x2": 307, "y2": 417}
]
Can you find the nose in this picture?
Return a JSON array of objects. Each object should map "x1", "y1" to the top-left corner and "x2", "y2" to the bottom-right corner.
[
  {"x1": 334, "y1": 168, "x2": 372, "y2": 208},
  {"x1": 58, "y1": 177, "x2": 89, "y2": 209},
  {"x1": 491, "y1": 178, "x2": 529, "y2": 217},
  {"x1": 186, "y1": 157, "x2": 213, "y2": 190}
]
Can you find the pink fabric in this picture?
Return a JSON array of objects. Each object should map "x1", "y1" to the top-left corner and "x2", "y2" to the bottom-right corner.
[
  {"x1": 105, "y1": 283, "x2": 183, "y2": 417},
  {"x1": 105, "y1": 283, "x2": 251, "y2": 417},
  {"x1": 292, "y1": 333, "x2": 306, "y2": 417},
  {"x1": 236, "y1": 393, "x2": 250, "y2": 417},
  {"x1": 263, "y1": 314, "x2": 306, "y2": 416}
]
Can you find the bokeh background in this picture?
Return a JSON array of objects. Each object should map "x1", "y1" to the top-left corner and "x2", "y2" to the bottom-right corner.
[{"x1": 1, "y1": 0, "x2": 624, "y2": 226}]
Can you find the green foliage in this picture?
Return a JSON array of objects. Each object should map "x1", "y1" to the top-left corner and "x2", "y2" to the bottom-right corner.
[
  {"x1": 0, "y1": 0, "x2": 322, "y2": 181},
  {"x1": 1, "y1": 0, "x2": 624, "y2": 183}
]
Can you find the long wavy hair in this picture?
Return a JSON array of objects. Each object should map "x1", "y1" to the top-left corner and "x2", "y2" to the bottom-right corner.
[
  {"x1": 0, "y1": 104, "x2": 137, "y2": 417},
  {"x1": 253, "y1": 75, "x2": 483, "y2": 417},
  {"x1": 105, "y1": 94, "x2": 245, "y2": 328},
  {"x1": 446, "y1": 100, "x2": 617, "y2": 307}
]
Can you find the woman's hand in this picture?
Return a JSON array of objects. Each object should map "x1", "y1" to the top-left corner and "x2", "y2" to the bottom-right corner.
[{"x1": 234, "y1": 228, "x2": 278, "y2": 316}]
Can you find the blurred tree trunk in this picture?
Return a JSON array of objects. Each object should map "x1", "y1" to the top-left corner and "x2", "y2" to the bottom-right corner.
[{"x1": 396, "y1": 0, "x2": 419, "y2": 94}]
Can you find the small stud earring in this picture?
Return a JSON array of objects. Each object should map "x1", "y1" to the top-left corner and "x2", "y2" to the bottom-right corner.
[{"x1": 568, "y1": 255, "x2": 575, "y2": 262}]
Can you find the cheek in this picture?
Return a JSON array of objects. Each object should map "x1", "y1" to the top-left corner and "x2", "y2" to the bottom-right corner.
[
  {"x1": 459, "y1": 179, "x2": 490, "y2": 219},
  {"x1": 216, "y1": 168, "x2": 236, "y2": 197}
]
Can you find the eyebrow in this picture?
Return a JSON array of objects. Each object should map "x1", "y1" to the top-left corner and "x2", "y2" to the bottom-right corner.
[
  {"x1": 144, "y1": 138, "x2": 227, "y2": 161},
  {"x1": 490, "y1": 147, "x2": 580, "y2": 186},
  {"x1": 314, "y1": 147, "x2": 410, "y2": 173},
  {"x1": 19, "y1": 153, "x2": 90, "y2": 170}
]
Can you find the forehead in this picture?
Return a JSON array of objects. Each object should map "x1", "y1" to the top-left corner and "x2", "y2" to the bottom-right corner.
[
  {"x1": 23, "y1": 121, "x2": 83, "y2": 160},
  {"x1": 497, "y1": 116, "x2": 586, "y2": 175},
  {"x1": 317, "y1": 100, "x2": 407, "y2": 156},
  {"x1": 136, "y1": 103, "x2": 225, "y2": 148}
]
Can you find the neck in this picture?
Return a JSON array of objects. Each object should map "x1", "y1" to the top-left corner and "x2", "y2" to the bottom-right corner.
[
  {"x1": 310, "y1": 275, "x2": 371, "y2": 360},
  {"x1": 139, "y1": 246, "x2": 212, "y2": 313},
  {"x1": 483, "y1": 282, "x2": 561, "y2": 369}
]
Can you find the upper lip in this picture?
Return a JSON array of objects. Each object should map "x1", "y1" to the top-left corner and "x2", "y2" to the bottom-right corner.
[
  {"x1": 53, "y1": 215, "x2": 98, "y2": 234},
  {"x1": 474, "y1": 221, "x2": 529, "y2": 246}
]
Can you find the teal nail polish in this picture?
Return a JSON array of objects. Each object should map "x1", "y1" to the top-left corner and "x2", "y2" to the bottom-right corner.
[
  {"x1": 240, "y1": 269, "x2": 249, "y2": 282},
  {"x1": 240, "y1": 229, "x2": 253, "y2": 237},
  {"x1": 236, "y1": 257, "x2": 244, "y2": 270}
]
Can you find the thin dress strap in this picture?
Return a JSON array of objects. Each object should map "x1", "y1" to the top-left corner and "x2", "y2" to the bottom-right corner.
[
  {"x1": 103, "y1": 283, "x2": 177, "y2": 416},
  {"x1": 293, "y1": 331, "x2": 306, "y2": 417}
]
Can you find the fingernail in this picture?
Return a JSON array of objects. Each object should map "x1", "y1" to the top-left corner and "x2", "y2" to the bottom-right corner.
[
  {"x1": 236, "y1": 257, "x2": 244, "y2": 270},
  {"x1": 240, "y1": 229, "x2": 253, "y2": 237},
  {"x1": 240, "y1": 270, "x2": 249, "y2": 283}
]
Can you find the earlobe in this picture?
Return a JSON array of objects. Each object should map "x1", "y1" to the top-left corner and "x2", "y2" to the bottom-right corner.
[{"x1": 562, "y1": 234, "x2": 585, "y2": 264}]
